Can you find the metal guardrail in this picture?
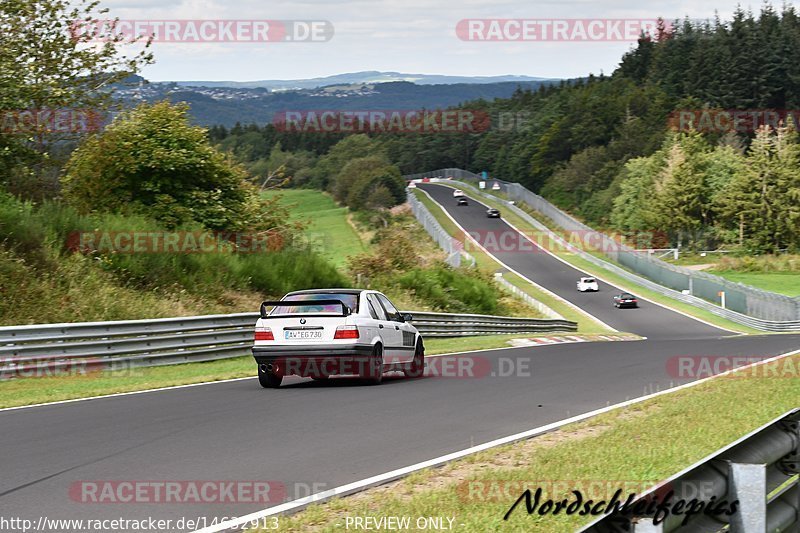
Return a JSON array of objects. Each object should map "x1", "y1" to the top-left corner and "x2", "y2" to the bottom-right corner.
[
  {"x1": 406, "y1": 170, "x2": 800, "y2": 331},
  {"x1": 408, "y1": 188, "x2": 564, "y2": 320},
  {"x1": 409, "y1": 311, "x2": 575, "y2": 337},
  {"x1": 407, "y1": 190, "x2": 476, "y2": 268},
  {"x1": 0, "y1": 311, "x2": 576, "y2": 377},
  {"x1": 581, "y1": 408, "x2": 800, "y2": 532},
  {"x1": 494, "y1": 273, "x2": 565, "y2": 320}
]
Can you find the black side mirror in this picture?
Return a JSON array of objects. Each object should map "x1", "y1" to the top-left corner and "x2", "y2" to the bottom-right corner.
[{"x1": 401, "y1": 313, "x2": 413, "y2": 322}]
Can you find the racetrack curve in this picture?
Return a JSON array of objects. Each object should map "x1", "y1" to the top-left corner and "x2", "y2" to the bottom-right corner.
[
  {"x1": 2, "y1": 185, "x2": 799, "y2": 532},
  {"x1": 417, "y1": 183, "x2": 727, "y2": 341}
]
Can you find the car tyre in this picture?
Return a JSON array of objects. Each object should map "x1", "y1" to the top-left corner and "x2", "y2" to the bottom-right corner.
[
  {"x1": 363, "y1": 344, "x2": 384, "y2": 385},
  {"x1": 258, "y1": 366, "x2": 282, "y2": 388},
  {"x1": 404, "y1": 342, "x2": 425, "y2": 378}
]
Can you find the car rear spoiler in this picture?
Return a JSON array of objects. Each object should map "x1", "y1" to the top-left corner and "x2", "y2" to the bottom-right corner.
[{"x1": 259, "y1": 300, "x2": 352, "y2": 319}]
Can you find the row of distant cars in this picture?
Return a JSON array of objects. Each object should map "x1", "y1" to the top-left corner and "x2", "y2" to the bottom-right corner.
[
  {"x1": 453, "y1": 189, "x2": 501, "y2": 218},
  {"x1": 577, "y1": 277, "x2": 639, "y2": 308}
]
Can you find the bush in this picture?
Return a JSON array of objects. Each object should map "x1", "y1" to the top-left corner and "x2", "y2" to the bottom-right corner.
[
  {"x1": 62, "y1": 101, "x2": 276, "y2": 231},
  {"x1": 393, "y1": 266, "x2": 500, "y2": 315}
]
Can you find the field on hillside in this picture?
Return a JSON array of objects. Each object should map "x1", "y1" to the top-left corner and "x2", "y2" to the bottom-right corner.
[{"x1": 263, "y1": 189, "x2": 368, "y2": 269}]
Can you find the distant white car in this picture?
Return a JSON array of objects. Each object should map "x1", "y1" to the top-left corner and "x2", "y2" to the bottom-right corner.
[
  {"x1": 577, "y1": 277, "x2": 599, "y2": 292},
  {"x1": 492, "y1": 182, "x2": 501, "y2": 190},
  {"x1": 453, "y1": 189, "x2": 465, "y2": 197},
  {"x1": 252, "y1": 289, "x2": 424, "y2": 388}
]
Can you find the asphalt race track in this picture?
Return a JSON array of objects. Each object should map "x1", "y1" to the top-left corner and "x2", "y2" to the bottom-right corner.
[
  {"x1": 418, "y1": 183, "x2": 726, "y2": 340},
  {"x1": 1, "y1": 185, "x2": 799, "y2": 531}
]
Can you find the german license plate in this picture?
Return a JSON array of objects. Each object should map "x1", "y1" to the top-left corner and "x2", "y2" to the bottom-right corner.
[{"x1": 285, "y1": 330, "x2": 323, "y2": 340}]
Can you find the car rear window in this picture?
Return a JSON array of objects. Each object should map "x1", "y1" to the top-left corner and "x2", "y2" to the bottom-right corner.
[
  {"x1": 583, "y1": 278, "x2": 596, "y2": 283},
  {"x1": 271, "y1": 293, "x2": 359, "y2": 315}
]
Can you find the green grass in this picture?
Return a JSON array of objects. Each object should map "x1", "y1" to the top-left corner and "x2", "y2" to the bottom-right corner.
[
  {"x1": 264, "y1": 189, "x2": 368, "y2": 269},
  {"x1": 0, "y1": 334, "x2": 575, "y2": 409},
  {"x1": 708, "y1": 271, "x2": 800, "y2": 297},
  {"x1": 256, "y1": 351, "x2": 800, "y2": 532}
]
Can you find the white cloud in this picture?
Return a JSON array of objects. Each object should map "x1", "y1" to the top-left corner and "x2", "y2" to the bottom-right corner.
[{"x1": 90, "y1": 0, "x2": 772, "y2": 81}]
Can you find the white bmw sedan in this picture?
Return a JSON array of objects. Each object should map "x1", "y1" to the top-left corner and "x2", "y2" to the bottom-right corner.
[{"x1": 252, "y1": 289, "x2": 424, "y2": 388}]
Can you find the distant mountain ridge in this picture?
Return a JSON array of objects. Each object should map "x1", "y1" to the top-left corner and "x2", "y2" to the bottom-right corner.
[
  {"x1": 117, "y1": 76, "x2": 560, "y2": 127},
  {"x1": 169, "y1": 71, "x2": 554, "y2": 91}
]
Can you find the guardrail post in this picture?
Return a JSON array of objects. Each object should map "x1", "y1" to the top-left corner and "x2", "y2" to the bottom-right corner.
[{"x1": 728, "y1": 461, "x2": 768, "y2": 533}]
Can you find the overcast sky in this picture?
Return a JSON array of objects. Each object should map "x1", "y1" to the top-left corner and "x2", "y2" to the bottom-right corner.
[{"x1": 101, "y1": 0, "x2": 766, "y2": 82}]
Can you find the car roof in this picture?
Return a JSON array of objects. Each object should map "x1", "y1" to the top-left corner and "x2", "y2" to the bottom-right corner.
[{"x1": 284, "y1": 288, "x2": 364, "y2": 296}]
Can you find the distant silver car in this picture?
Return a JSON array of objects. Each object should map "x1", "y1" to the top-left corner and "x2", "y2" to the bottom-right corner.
[
  {"x1": 486, "y1": 208, "x2": 501, "y2": 218},
  {"x1": 453, "y1": 189, "x2": 465, "y2": 198}
]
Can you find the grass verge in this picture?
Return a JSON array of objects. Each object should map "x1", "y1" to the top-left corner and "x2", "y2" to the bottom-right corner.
[
  {"x1": 255, "y1": 350, "x2": 800, "y2": 532},
  {"x1": 707, "y1": 271, "x2": 800, "y2": 298},
  {"x1": 262, "y1": 189, "x2": 368, "y2": 269}
]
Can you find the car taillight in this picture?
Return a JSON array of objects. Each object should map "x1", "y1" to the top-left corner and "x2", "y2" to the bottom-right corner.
[
  {"x1": 334, "y1": 325, "x2": 359, "y2": 339},
  {"x1": 254, "y1": 327, "x2": 274, "y2": 341}
]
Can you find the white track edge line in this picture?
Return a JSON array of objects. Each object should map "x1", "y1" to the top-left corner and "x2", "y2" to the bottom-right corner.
[{"x1": 194, "y1": 347, "x2": 800, "y2": 533}]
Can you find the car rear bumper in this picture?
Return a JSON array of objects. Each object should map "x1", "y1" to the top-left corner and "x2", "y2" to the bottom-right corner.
[{"x1": 253, "y1": 344, "x2": 376, "y2": 377}]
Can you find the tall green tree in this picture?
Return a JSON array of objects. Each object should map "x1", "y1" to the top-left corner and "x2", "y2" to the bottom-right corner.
[{"x1": 1, "y1": 0, "x2": 152, "y2": 196}]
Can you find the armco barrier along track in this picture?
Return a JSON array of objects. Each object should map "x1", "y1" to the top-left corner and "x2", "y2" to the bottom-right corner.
[
  {"x1": 0, "y1": 312, "x2": 576, "y2": 376},
  {"x1": 582, "y1": 408, "x2": 800, "y2": 532},
  {"x1": 405, "y1": 169, "x2": 800, "y2": 331}
]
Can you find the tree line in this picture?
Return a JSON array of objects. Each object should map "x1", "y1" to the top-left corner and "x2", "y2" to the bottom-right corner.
[{"x1": 212, "y1": 4, "x2": 800, "y2": 252}]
